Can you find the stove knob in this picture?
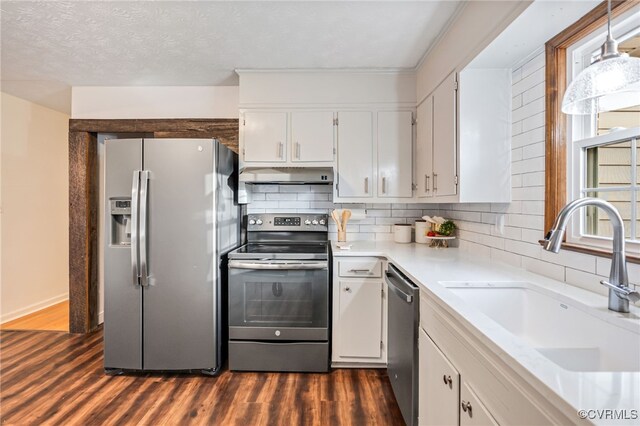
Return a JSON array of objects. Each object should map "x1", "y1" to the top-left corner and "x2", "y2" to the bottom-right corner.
[
  {"x1": 256, "y1": 219, "x2": 263, "y2": 225},
  {"x1": 304, "y1": 219, "x2": 312, "y2": 225},
  {"x1": 248, "y1": 219, "x2": 256, "y2": 225},
  {"x1": 312, "y1": 219, "x2": 319, "y2": 225},
  {"x1": 319, "y1": 219, "x2": 326, "y2": 225}
]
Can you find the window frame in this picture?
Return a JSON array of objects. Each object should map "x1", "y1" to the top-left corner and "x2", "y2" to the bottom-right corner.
[{"x1": 544, "y1": 0, "x2": 640, "y2": 264}]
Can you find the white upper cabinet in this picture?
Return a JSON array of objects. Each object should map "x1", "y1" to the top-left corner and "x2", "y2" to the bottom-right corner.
[
  {"x1": 291, "y1": 111, "x2": 335, "y2": 162},
  {"x1": 415, "y1": 98, "x2": 433, "y2": 198},
  {"x1": 336, "y1": 111, "x2": 373, "y2": 198},
  {"x1": 241, "y1": 111, "x2": 287, "y2": 163},
  {"x1": 377, "y1": 111, "x2": 413, "y2": 198},
  {"x1": 414, "y1": 68, "x2": 511, "y2": 203},
  {"x1": 432, "y1": 71, "x2": 458, "y2": 198},
  {"x1": 241, "y1": 110, "x2": 335, "y2": 165}
]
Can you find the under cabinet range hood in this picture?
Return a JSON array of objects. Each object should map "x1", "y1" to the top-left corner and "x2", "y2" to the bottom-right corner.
[{"x1": 239, "y1": 167, "x2": 334, "y2": 184}]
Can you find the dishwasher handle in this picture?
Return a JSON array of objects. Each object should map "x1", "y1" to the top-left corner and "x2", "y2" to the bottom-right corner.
[{"x1": 385, "y1": 264, "x2": 418, "y2": 304}]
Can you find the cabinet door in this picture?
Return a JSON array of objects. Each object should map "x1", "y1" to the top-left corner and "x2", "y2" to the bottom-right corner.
[
  {"x1": 416, "y1": 98, "x2": 433, "y2": 198},
  {"x1": 432, "y1": 71, "x2": 457, "y2": 197},
  {"x1": 291, "y1": 111, "x2": 334, "y2": 162},
  {"x1": 337, "y1": 279, "x2": 382, "y2": 358},
  {"x1": 377, "y1": 111, "x2": 413, "y2": 198},
  {"x1": 336, "y1": 111, "x2": 373, "y2": 198},
  {"x1": 419, "y1": 328, "x2": 459, "y2": 426},
  {"x1": 460, "y1": 381, "x2": 499, "y2": 426},
  {"x1": 242, "y1": 111, "x2": 287, "y2": 162}
]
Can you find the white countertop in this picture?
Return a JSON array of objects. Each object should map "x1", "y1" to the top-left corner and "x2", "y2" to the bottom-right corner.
[{"x1": 332, "y1": 241, "x2": 640, "y2": 424}]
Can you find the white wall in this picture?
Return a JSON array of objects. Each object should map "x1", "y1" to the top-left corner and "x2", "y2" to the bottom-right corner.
[
  {"x1": 438, "y1": 51, "x2": 639, "y2": 296},
  {"x1": 416, "y1": 0, "x2": 530, "y2": 103},
  {"x1": 71, "y1": 86, "x2": 239, "y2": 119},
  {"x1": 1, "y1": 92, "x2": 70, "y2": 322},
  {"x1": 239, "y1": 71, "x2": 416, "y2": 107}
]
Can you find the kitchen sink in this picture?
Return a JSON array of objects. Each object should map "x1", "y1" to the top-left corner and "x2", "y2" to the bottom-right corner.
[{"x1": 444, "y1": 282, "x2": 640, "y2": 372}]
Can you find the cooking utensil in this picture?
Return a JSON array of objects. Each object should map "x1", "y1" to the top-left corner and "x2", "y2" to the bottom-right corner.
[
  {"x1": 331, "y1": 210, "x2": 343, "y2": 232},
  {"x1": 341, "y1": 209, "x2": 352, "y2": 232}
]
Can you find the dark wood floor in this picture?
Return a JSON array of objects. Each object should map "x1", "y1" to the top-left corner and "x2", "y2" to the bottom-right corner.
[{"x1": 0, "y1": 328, "x2": 403, "y2": 425}]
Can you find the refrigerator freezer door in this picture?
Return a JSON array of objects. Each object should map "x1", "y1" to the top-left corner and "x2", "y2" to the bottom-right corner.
[
  {"x1": 142, "y1": 139, "x2": 217, "y2": 370},
  {"x1": 104, "y1": 138, "x2": 143, "y2": 370}
]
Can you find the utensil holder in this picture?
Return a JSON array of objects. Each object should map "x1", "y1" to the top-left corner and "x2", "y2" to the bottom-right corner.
[{"x1": 337, "y1": 231, "x2": 346, "y2": 242}]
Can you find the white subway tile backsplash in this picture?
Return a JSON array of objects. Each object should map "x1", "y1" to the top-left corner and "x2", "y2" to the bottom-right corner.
[
  {"x1": 521, "y1": 52, "x2": 545, "y2": 79},
  {"x1": 522, "y1": 111, "x2": 545, "y2": 132},
  {"x1": 266, "y1": 193, "x2": 297, "y2": 201},
  {"x1": 539, "y1": 250, "x2": 596, "y2": 274},
  {"x1": 504, "y1": 239, "x2": 542, "y2": 258},
  {"x1": 521, "y1": 171, "x2": 545, "y2": 187},
  {"x1": 522, "y1": 82, "x2": 545, "y2": 104},
  {"x1": 511, "y1": 186, "x2": 544, "y2": 201},
  {"x1": 512, "y1": 126, "x2": 545, "y2": 148},
  {"x1": 491, "y1": 248, "x2": 522, "y2": 267},
  {"x1": 522, "y1": 257, "x2": 565, "y2": 282},
  {"x1": 522, "y1": 142, "x2": 544, "y2": 160},
  {"x1": 565, "y1": 268, "x2": 608, "y2": 297}
]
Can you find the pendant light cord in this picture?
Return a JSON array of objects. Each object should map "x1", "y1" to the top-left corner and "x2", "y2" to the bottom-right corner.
[{"x1": 607, "y1": 0, "x2": 612, "y2": 38}]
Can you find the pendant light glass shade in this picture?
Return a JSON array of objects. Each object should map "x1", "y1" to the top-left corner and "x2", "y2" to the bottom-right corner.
[
  {"x1": 562, "y1": 54, "x2": 640, "y2": 115},
  {"x1": 561, "y1": 0, "x2": 640, "y2": 115}
]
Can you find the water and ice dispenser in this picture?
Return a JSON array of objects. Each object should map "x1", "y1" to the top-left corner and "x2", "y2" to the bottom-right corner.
[{"x1": 110, "y1": 198, "x2": 132, "y2": 246}]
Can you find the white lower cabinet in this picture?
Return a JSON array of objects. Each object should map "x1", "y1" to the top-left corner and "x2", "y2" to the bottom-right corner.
[
  {"x1": 460, "y1": 381, "x2": 498, "y2": 426},
  {"x1": 419, "y1": 328, "x2": 459, "y2": 426},
  {"x1": 332, "y1": 257, "x2": 386, "y2": 366},
  {"x1": 419, "y1": 290, "x2": 570, "y2": 425}
]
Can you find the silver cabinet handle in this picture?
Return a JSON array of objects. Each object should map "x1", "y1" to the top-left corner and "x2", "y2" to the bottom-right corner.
[
  {"x1": 130, "y1": 171, "x2": 141, "y2": 286},
  {"x1": 425, "y1": 175, "x2": 430, "y2": 193},
  {"x1": 382, "y1": 176, "x2": 387, "y2": 194},
  {"x1": 364, "y1": 177, "x2": 369, "y2": 194},
  {"x1": 278, "y1": 142, "x2": 283, "y2": 159},
  {"x1": 443, "y1": 375, "x2": 452, "y2": 386},
  {"x1": 433, "y1": 173, "x2": 438, "y2": 191},
  {"x1": 139, "y1": 170, "x2": 150, "y2": 286},
  {"x1": 295, "y1": 142, "x2": 300, "y2": 159},
  {"x1": 461, "y1": 401, "x2": 472, "y2": 417},
  {"x1": 348, "y1": 269, "x2": 372, "y2": 274}
]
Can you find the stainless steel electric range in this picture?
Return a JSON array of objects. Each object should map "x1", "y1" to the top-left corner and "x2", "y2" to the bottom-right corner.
[{"x1": 227, "y1": 213, "x2": 330, "y2": 372}]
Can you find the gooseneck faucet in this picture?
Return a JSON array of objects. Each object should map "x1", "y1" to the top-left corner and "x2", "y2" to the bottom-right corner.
[{"x1": 543, "y1": 197, "x2": 639, "y2": 313}]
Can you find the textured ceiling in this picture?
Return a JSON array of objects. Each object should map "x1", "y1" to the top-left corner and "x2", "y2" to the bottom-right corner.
[{"x1": 1, "y1": 1, "x2": 461, "y2": 113}]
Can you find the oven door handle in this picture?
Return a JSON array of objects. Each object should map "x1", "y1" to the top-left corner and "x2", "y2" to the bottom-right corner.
[{"x1": 228, "y1": 260, "x2": 328, "y2": 270}]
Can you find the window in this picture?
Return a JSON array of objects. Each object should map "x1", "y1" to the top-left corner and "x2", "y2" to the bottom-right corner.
[
  {"x1": 566, "y1": 11, "x2": 640, "y2": 255},
  {"x1": 545, "y1": 1, "x2": 640, "y2": 261}
]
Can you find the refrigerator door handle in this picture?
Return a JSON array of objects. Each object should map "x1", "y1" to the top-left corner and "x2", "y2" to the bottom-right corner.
[
  {"x1": 139, "y1": 170, "x2": 150, "y2": 286},
  {"x1": 131, "y1": 171, "x2": 141, "y2": 286}
]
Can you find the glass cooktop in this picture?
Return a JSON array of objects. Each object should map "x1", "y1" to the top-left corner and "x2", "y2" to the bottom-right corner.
[{"x1": 228, "y1": 243, "x2": 329, "y2": 260}]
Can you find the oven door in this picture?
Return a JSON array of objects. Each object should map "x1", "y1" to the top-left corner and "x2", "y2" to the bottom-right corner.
[{"x1": 228, "y1": 260, "x2": 329, "y2": 341}]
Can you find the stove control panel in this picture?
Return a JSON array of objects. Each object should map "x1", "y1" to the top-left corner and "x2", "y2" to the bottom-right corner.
[{"x1": 247, "y1": 213, "x2": 328, "y2": 232}]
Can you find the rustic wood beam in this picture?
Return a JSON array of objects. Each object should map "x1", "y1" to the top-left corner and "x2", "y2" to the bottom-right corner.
[
  {"x1": 69, "y1": 131, "x2": 99, "y2": 333},
  {"x1": 69, "y1": 118, "x2": 239, "y2": 153}
]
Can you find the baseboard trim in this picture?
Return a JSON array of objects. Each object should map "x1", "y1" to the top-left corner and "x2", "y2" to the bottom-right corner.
[
  {"x1": 99, "y1": 311, "x2": 104, "y2": 325},
  {"x1": 1, "y1": 293, "x2": 69, "y2": 324}
]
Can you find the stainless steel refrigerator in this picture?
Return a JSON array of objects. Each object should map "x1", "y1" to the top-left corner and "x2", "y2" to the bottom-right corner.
[{"x1": 103, "y1": 138, "x2": 240, "y2": 374}]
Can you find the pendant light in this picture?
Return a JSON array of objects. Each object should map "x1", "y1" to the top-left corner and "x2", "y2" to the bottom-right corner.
[{"x1": 562, "y1": 0, "x2": 640, "y2": 115}]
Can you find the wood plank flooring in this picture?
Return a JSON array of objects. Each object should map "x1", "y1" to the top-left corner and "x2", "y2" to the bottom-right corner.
[
  {"x1": 0, "y1": 301, "x2": 69, "y2": 332},
  {"x1": 0, "y1": 328, "x2": 404, "y2": 425}
]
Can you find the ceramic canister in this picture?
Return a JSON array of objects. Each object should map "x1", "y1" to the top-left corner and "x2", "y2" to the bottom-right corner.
[
  {"x1": 415, "y1": 220, "x2": 428, "y2": 244},
  {"x1": 394, "y1": 224, "x2": 412, "y2": 243}
]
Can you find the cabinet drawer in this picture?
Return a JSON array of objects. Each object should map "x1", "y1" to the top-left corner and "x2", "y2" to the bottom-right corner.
[{"x1": 338, "y1": 259, "x2": 383, "y2": 278}]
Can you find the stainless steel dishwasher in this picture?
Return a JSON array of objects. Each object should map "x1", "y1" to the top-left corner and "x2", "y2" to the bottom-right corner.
[{"x1": 386, "y1": 263, "x2": 420, "y2": 426}]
